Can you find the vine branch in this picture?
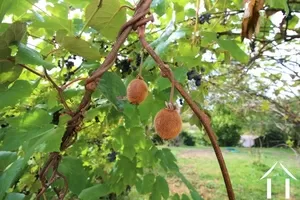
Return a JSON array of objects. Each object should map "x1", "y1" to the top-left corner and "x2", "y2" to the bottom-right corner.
[{"x1": 138, "y1": 25, "x2": 235, "y2": 200}]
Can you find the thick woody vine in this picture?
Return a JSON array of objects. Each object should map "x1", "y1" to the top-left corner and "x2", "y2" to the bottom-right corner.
[{"x1": 32, "y1": 0, "x2": 235, "y2": 199}]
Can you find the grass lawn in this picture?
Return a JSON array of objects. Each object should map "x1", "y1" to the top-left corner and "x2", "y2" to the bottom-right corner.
[{"x1": 168, "y1": 147, "x2": 300, "y2": 200}]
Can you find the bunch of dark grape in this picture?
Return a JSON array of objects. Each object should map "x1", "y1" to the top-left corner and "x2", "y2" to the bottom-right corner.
[
  {"x1": 115, "y1": 57, "x2": 138, "y2": 78},
  {"x1": 64, "y1": 55, "x2": 75, "y2": 70},
  {"x1": 117, "y1": 59, "x2": 131, "y2": 73},
  {"x1": 61, "y1": 55, "x2": 78, "y2": 82},
  {"x1": 187, "y1": 69, "x2": 202, "y2": 86},
  {"x1": 198, "y1": 13, "x2": 211, "y2": 24},
  {"x1": 107, "y1": 149, "x2": 118, "y2": 162}
]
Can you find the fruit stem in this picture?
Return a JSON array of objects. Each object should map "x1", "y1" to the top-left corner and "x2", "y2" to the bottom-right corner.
[
  {"x1": 169, "y1": 70, "x2": 175, "y2": 104},
  {"x1": 138, "y1": 50, "x2": 144, "y2": 77}
]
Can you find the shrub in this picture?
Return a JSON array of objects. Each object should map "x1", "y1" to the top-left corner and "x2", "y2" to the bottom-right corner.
[
  {"x1": 180, "y1": 131, "x2": 196, "y2": 146},
  {"x1": 215, "y1": 124, "x2": 241, "y2": 147}
]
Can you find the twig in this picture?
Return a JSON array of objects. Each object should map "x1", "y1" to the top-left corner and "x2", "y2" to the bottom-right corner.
[
  {"x1": 18, "y1": 63, "x2": 45, "y2": 78},
  {"x1": 2, "y1": 59, "x2": 45, "y2": 78},
  {"x1": 43, "y1": 68, "x2": 73, "y2": 115},
  {"x1": 61, "y1": 77, "x2": 86, "y2": 90},
  {"x1": 138, "y1": 25, "x2": 235, "y2": 200}
]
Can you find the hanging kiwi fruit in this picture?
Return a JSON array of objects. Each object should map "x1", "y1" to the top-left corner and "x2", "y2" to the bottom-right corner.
[
  {"x1": 127, "y1": 76, "x2": 148, "y2": 104},
  {"x1": 126, "y1": 51, "x2": 148, "y2": 105},
  {"x1": 154, "y1": 71, "x2": 182, "y2": 139}
]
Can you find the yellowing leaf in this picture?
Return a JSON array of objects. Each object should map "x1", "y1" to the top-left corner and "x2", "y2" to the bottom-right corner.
[{"x1": 241, "y1": 0, "x2": 264, "y2": 41}]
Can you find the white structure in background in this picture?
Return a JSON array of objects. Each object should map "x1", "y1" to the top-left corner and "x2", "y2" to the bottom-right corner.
[
  {"x1": 240, "y1": 135, "x2": 259, "y2": 147},
  {"x1": 260, "y1": 162, "x2": 297, "y2": 199}
]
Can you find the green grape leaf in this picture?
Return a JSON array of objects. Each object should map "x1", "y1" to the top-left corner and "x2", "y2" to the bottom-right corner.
[
  {"x1": 85, "y1": 0, "x2": 126, "y2": 41},
  {"x1": 141, "y1": 173, "x2": 156, "y2": 194},
  {"x1": 4, "y1": 193, "x2": 25, "y2": 200},
  {"x1": 62, "y1": 36, "x2": 101, "y2": 61},
  {"x1": 25, "y1": 126, "x2": 65, "y2": 154},
  {"x1": 156, "y1": 148, "x2": 179, "y2": 171},
  {"x1": 0, "y1": 60, "x2": 23, "y2": 88},
  {"x1": 58, "y1": 157, "x2": 88, "y2": 195},
  {"x1": 98, "y1": 72, "x2": 126, "y2": 109},
  {"x1": 151, "y1": 0, "x2": 166, "y2": 16},
  {"x1": 138, "y1": 92, "x2": 154, "y2": 123},
  {"x1": 0, "y1": 80, "x2": 33, "y2": 109},
  {"x1": 217, "y1": 39, "x2": 249, "y2": 64},
  {"x1": 0, "y1": 159, "x2": 27, "y2": 199},
  {"x1": 0, "y1": 39, "x2": 11, "y2": 59},
  {"x1": 266, "y1": 0, "x2": 289, "y2": 13},
  {"x1": 154, "y1": 176, "x2": 169, "y2": 199},
  {"x1": 79, "y1": 184, "x2": 110, "y2": 200},
  {"x1": 0, "y1": 151, "x2": 17, "y2": 172},
  {"x1": 1, "y1": 21, "x2": 26, "y2": 45},
  {"x1": 150, "y1": 190, "x2": 161, "y2": 200},
  {"x1": 2, "y1": 109, "x2": 52, "y2": 151},
  {"x1": 176, "y1": 171, "x2": 203, "y2": 200},
  {"x1": 0, "y1": 1, "x2": 13, "y2": 24},
  {"x1": 114, "y1": 156, "x2": 136, "y2": 185},
  {"x1": 16, "y1": 43, "x2": 56, "y2": 69},
  {"x1": 181, "y1": 194, "x2": 190, "y2": 200},
  {"x1": 172, "y1": 194, "x2": 181, "y2": 200}
]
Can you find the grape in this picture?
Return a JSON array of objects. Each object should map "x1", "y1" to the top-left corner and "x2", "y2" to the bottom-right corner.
[
  {"x1": 66, "y1": 61, "x2": 74, "y2": 69},
  {"x1": 107, "y1": 150, "x2": 118, "y2": 162},
  {"x1": 1, "y1": 123, "x2": 9, "y2": 128},
  {"x1": 179, "y1": 98, "x2": 184, "y2": 105},
  {"x1": 116, "y1": 59, "x2": 132, "y2": 75},
  {"x1": 187, "y1": 69, "x2": 196, "y2": 80},
  {"x1": 136, "y1": 54, "x2": 141, "y2": 66},
  {"x1": 195, "y1": 79, "x2": 201, "y2": 86},
  {"x1": 51, "y1": 109, "x2": 62, "y2": 125},
  {"x1": 194, "y1": 74, "x2": 202, "y2": 81},
  {"x1": 198, "y1": 13, "x2": 211, "y2": 24}
]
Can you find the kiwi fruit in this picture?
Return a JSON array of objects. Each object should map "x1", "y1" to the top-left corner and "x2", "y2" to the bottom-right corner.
[
  {"x1": 154, "y1": 105, "x2": 182, "y2": 139},
  {"x1": 127, "y1": 77, "x2": 148, "y2": 104}
]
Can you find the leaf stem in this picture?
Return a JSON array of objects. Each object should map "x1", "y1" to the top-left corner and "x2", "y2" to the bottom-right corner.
[
  {"x1": 2, "y1": 59, "x2": 45, "y2": 78},
  {"x1": 138, "y1": 50, "x2": 144, "y2": 77}
]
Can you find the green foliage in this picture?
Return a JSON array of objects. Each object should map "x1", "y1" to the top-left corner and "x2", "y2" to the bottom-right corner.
[
  {"x1": 0, "y1": 0, "x2": 298, "y2": 199},
  {"x1": 180, "y1": 131, "x2": 196, "y2": 146},
  {"x1": 215, "y1": 124, "x2": 242, "y2": 147},
  {"x1": 85, "y1": 0, "x2": 126, "y2": 40},
  {"x1": 61, "y1": 36, "x2": 102, "y2": 60}
]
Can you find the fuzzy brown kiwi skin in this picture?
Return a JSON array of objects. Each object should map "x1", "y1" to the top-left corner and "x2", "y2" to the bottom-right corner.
[
  {"x1": 127, "y1": 78, "x2": 148, "y2": 104},
  {"x1": 154, "y1": 108, "x2": 182, "y2": 140}
]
